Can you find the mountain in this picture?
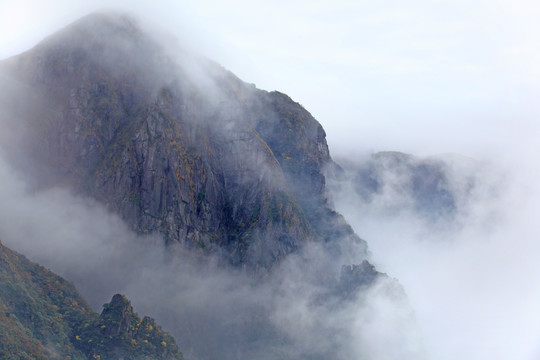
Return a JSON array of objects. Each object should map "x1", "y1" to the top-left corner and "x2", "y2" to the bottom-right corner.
[
  {"x1": 0, "y1": 12, "x2": 364, "y2": 270},
  {"x1": 0, "y1": 12, "x2": 414, "y2": 360},
  {"x1": 0, "y1": 239, "x2": 183, "y2": 360}
]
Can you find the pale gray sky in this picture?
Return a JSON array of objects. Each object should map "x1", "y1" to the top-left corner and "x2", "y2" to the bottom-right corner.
[{"x1": 1, "y1": 0, "x2": 539, "y2": 159}]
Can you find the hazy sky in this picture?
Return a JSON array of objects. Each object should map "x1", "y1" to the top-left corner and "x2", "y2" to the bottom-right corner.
[{"x1": 1, "y1": 0, "x2": 539, "y2": 158}]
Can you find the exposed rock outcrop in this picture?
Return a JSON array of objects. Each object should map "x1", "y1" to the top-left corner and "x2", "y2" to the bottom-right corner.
[
  {"x1": 75, "y1": 294, "x2": 183, "y2": 360},
  {"x1": 0, "y1": 12, "x2": 366, "y2": 269}
]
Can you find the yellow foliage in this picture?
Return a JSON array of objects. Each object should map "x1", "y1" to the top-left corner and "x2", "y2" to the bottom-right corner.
[{"x1": 161, "y1": 341, "x2": 167, "y2": 347}]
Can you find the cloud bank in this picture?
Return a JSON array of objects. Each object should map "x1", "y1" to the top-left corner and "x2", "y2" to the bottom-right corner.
[
  {"x1": 0, "y1": 152, "x2": 422, "y2": 360},
  {"x1": 330, "y1": 149, "x2": 540, "y2": 360}
]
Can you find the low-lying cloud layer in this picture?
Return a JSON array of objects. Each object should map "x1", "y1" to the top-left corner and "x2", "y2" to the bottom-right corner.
[
  {"x1": 0, "y1": 152, "x2": 422, "y2": 360},
  {"x1": 330, "y1": 150, "x2": 540, "y2": 360}
]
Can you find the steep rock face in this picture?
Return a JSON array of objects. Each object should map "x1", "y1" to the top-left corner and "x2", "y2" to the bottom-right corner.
[
  {"x1": 251, "y1": 91, "x2": 361, "y2": 249},
  {"x1": 0, "y1": 12, "x2": 365, "y2": 268},
  {"x1": 0, "y1": 240, "x2": 183, "y2": 360}
]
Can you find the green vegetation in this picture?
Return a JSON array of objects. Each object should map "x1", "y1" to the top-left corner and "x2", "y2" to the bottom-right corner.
[
  {"x1": 0, "y1": 241, "x2": 91, "y2": 359},
  {"x1": 0, "y1": 241, "x2": 183, "y2": 360}
]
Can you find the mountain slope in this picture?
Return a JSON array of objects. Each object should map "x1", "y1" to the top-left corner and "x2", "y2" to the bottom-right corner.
[
  {"x1": 0, "y1": 239, "x2": 183, "y2": 360},
  {"x1": 0, "y1": 12, "x2": 364, "y2": 269},
  {"x1": 0, "y1": 12, "x2": 406, "y2": 360}
]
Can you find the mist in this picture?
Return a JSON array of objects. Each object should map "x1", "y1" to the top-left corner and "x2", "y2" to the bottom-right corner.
[
  {"x1": 1, "y1": 2, "x2": 539, "y2": 360},
  {"x1": 2, "y1": 1, "x2": 540, "y2": 157},
  {"x1": 329, "y1": 146, "x2": 540, "y2": 359},
  {"x1": 0, "y1": 149, "x2": 423, "y2": 360}
]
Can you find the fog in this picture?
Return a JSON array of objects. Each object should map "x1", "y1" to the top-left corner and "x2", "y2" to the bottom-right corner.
[
  {"x1": 329, "y1": 149, "x2": 540, "y2": 359},
  {"x1": 1, "y1": 1, "x2": 540, "y2": 359},
  {"x1": 0, "y1": 153, "x2": 423, "y2": 360},
  {"x1": 3, "y1": 0, "x2": 539, "y2": 157}
]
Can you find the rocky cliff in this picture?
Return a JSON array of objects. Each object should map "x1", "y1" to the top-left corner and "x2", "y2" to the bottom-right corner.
[{"x1": 0, "y1": 12, "x2": 364, "y2": 269}]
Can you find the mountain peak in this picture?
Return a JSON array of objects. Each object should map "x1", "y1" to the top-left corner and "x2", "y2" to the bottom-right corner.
[{"x1": 41, "y1": 11, "x2": 144, "y2": 44}]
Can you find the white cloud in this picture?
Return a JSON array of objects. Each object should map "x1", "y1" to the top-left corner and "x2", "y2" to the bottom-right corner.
[{"x1": 330, "y1": 150, "x2": 540, "y2": 360}]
